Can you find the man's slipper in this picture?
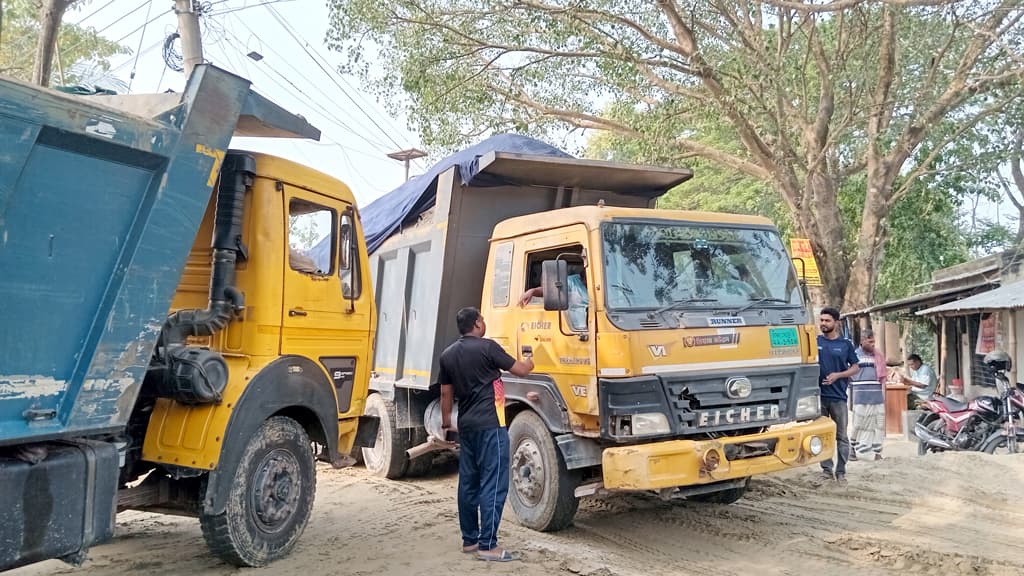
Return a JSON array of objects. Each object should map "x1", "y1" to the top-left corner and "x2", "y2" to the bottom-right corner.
[
  {"x1": 461, "y1": 544, "x2": 478, "y2": 553},
  {"x1": 476, "y1": 550, "x2": 517, "y2": 562}
]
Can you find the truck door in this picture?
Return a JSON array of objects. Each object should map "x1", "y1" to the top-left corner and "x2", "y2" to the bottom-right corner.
[
  {"x1": 281, "y1": 189, "x2": 372, "y2": 416},
  {"x1": 516, "y1": 228, "x2": 598, "y2": 416}
]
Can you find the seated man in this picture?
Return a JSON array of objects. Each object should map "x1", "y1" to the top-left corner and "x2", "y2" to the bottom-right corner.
[
  {"x1": 519, "y1": 271, "x2": 589, "y2": 331},
  {"x1": 901, "y1": 353, "x2": 937, "y2": 409}
]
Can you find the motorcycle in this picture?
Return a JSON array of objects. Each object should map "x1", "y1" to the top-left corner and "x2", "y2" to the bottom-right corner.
[{"x1": 914, "y1": 350, "x2": 1024, "y2": 455}]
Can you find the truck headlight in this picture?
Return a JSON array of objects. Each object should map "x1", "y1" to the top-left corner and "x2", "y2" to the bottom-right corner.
[
  {"x1": 805, "y1": 435, "x2": 824, "y2": 456},
  {"x1": 795, "y1": 395, "x2": 821, "y2": 420},
  {"x1": 631, "y1": 413, "x2": 671, "y2": 436}
]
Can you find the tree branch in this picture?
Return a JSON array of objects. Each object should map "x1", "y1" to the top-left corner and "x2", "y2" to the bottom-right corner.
[
  {"x1": 891, "y1": 97, "x2": 1017, "y2": 203},
  {"x1": 763, "y1": 0, "x2": 962, "y2": 13}
]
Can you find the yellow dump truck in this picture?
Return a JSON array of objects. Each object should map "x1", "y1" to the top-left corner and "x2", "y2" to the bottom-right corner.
[
  {"x1": 359, "y1": 135, "x2": 834, "y2": 531},
  {"x1": 0, "y1": 65, "x2": 377, "y2": 570}
]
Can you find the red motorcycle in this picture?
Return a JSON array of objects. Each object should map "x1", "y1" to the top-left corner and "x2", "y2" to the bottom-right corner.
[{"x1": 914, "y1": 351, "x2": 1024, "y2": 455}]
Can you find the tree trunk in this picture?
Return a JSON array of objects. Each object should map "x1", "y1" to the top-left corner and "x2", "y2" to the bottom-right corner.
[
  {"x1": 791, "y1": 172, "x2": 849, "y2": 309},
  {"x1": 32, "y1": 0, "x2": 75, "y2": 87},
  {"x1": 843, "y1": 183, "x2": 889, "y2": 312}
]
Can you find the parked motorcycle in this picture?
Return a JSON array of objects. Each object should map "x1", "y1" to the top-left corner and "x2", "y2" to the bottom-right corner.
[{"x1": 914, "y1": 350, "x2": 1024, "y2": 455}]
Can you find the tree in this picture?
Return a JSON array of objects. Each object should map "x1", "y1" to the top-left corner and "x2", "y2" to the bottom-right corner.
[
  {"x1": 327, "y1": 0, "x2": 1024, "y2": 310},
  {"x1": 32, "y1": 0, "x2": 76, "y2": 85},
  {"x1": 1, "y1": 0, "x2": 126, "y2": 86}
]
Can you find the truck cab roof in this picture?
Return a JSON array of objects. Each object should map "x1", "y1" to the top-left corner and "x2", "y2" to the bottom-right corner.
[{"x1": 491, "y1": 205, "x2": 778, "y2": 241}]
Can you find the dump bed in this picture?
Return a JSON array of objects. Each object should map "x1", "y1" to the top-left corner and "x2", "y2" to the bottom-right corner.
[
  {"x1": 0, "y1": 65, "x2": 318, "y2": 446},
  {"x1": 368, "y1": 149, "x2": 693, "y2": 391}
]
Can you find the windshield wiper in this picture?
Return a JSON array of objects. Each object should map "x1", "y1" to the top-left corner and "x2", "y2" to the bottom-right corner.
[
  {"x1": 732, "y1": 296, "x2": 792, "y2": 315},
  {"x1": 650, "y1": 297, "x2": 720, "y2": 317}
]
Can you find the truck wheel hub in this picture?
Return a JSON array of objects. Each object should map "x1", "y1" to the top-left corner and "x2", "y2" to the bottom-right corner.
[
  {"x1": 512, "y1": 439, "x2": 544, "y2": 505},
  {"x1": 251, "y1": 449, "x2": 301, "y2": 531}
]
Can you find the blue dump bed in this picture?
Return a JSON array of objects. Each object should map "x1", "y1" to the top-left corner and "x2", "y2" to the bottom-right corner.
[{"x1": 0, "y1": 65, "x2": 318, "y2": 447}]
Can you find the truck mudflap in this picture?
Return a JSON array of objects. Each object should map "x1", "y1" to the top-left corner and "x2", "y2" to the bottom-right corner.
[{"x1": 600, "y1": 416, "x2": 835, "y2": 491}]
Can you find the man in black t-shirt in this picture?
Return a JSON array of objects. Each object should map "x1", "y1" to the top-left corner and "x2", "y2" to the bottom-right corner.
[{"x1": 438, "y1": 307, "x2": 534, "y2": 562}]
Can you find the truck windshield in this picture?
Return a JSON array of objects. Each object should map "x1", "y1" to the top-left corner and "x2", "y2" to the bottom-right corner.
[{"x1": 602, "y1": 221, "x2": 801, "y2": 311}]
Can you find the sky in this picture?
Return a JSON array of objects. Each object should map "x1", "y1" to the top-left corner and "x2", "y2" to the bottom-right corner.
[
  {"x1": 65, "y1": 0, "x2": 428, "y2": 207},
  {"x1": 57, "y1": 0, "x2": 1022, "y2": 236}
]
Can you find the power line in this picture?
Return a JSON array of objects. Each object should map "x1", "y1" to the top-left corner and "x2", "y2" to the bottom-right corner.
[
  {"x1": 262, "y1": 4, "x2": 423, "y2": 162},
  {"x1": 207, "y1": 0, "x2": 295, "y2": 16},
  {"x1": 74, "y1": 0, "x2": 119, "y2": 26},
  {"x1": 109, "y1": 38, "x2": 164, "y2": 75},
  {"x1": 218, "y1": 30, "x2": 393, "y2": 152},
  {"x1": 61, "y1": 4, "x2": 172, "y2": 61},
  {"x1": 127, "y1": 0, "x2": 156, "y2": 91},
  {"x1": 225, "y1": 12, "x2": 396, "y2": 152}
]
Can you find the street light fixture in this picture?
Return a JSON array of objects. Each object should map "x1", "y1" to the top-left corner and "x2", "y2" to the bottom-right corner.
[{"x1": 387, "y1": 148, "x2": 427, "y2": 181}]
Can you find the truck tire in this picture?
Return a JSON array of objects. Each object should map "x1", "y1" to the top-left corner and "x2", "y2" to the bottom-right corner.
[
  {"x1": 508, "y1": 410, "x2": 579, "y2": 532},
  {"x1": 686, "y1": 479, "x2": 749, "y2": 504},
  {"x1": 200, "y1": 416, "x2": 315, "y2": 567},
  {"x1": 360, "y1": 393, "x2": 410, "y2": 479}
]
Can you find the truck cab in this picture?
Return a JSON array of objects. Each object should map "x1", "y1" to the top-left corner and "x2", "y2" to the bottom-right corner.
[{"x1": 483, "y1": 205, "x2": 833, "y2": 528}]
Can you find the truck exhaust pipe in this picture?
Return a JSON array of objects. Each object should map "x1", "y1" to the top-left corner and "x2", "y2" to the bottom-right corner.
[
  {"x1": 161, "y1": 153, "x2": 254, "y2": 346},
  {"x1": 155, "y1": 152, "x2": 256, "y2": 404}
]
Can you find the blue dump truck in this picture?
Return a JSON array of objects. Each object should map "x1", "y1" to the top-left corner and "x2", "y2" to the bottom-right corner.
[{"x1": 0, "y1": 65, "x2": 380, "y2": 570}]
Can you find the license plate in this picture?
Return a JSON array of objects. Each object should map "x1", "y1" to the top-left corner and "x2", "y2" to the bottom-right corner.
[
  {"x1": 769, "y1": 327, "x2": 799, "y2": 348},
  {"x1": 696, "y1": 404, "x2": 781, "y2": 427}
]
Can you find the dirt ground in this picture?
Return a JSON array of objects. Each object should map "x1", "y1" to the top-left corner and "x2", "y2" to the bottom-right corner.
[{"x1": 13, "y1": 439, "x2": 1024, "y2": 576}]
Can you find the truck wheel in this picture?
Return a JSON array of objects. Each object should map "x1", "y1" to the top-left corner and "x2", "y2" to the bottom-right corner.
[
  {"x1": 360, "y1": 393, "x2": 410, "y2": 479},
  {"x1": 508, "y1": 410, "x2": 579, "y2": 532},
  {"x1": 200, "y1": 416, "x2": 315, "y2": 567},
  {"x1": 687, "y1": 479, "x2": 749, "y2": 504}
]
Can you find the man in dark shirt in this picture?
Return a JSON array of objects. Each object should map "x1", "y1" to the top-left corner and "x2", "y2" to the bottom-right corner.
[
  {"x1": 816, "y1": 307, "x2": 860, "y2": 486},
  {"x1": 438, "y1": 307, "x2": 534, "y2": 562}
]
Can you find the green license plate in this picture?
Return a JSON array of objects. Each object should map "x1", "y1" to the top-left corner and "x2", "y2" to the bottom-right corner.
[{"x1": 769, "y1": 327, "x2": 799, "y2": 348}]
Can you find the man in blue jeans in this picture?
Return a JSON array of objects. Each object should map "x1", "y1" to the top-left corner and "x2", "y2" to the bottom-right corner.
[
  {"x1": 816, "y1": 307, "x2": 861, "y2": 486},
  {"x1": 438, "y1": 307, "x2": 534, "y2": 562}
]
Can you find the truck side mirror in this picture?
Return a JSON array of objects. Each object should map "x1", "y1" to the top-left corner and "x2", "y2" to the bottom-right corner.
[{"x1": 541, "y1": 259, "x2": 569, "y2": 311}]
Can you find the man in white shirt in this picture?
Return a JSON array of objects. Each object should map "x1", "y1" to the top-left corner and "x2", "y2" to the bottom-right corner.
[{"x1": 902, "y1": 354, "x2": 937, "y2": 409}]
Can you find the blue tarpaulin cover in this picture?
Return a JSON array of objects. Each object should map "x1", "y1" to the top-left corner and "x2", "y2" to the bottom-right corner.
[
  {"x1": 359, "y1": 133, "x2": 572, "y2": 254},
  {"x1": 306, "y1": 133, "x2": 572, "y2": 267}
]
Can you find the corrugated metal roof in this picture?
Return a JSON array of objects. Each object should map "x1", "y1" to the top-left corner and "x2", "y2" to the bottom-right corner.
[
  {"x1": 917, "y1": 280, "x2": 1024, "y2": 316},
  {"x1": 843, "y1": 280, "x2": 997, "y2": 318}
]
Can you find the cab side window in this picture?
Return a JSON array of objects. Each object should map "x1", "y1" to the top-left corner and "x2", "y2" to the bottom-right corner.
[
  {"x1": 339, "y1": 210, "x2": 361, "y2": 298},
  {"x1": 522, "y1": 244, "x2": 589, "y2": 332},
  {"x1": 289, "y1": 198, "x2": 335, "y2": 276}
]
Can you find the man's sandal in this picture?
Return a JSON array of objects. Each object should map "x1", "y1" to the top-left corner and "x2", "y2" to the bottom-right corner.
[{"x1": 477, "y1": 550, "x2": 517, "y2": 562}]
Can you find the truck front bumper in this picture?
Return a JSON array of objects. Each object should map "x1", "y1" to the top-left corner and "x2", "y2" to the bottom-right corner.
[{"x1": 601, "y1": 416, "x2": 836, "y2": 491}]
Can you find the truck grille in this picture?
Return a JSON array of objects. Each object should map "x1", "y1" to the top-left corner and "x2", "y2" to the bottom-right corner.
[
  {"x1": 597, "y1": 365, "x2": 817, "y2": 442},
  {"x1": 664, "y1": 373, "x2": 792, "y2": 433}
]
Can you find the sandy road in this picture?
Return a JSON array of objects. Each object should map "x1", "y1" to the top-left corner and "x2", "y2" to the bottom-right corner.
[{"x1": 12, "y1": 442, "x2": 1024, "y2": 576}]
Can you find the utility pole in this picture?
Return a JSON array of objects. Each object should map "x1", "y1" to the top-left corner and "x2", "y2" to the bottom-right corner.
[{"x1": 174, "y1": 0, "x2": 204, "y2": 77}]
